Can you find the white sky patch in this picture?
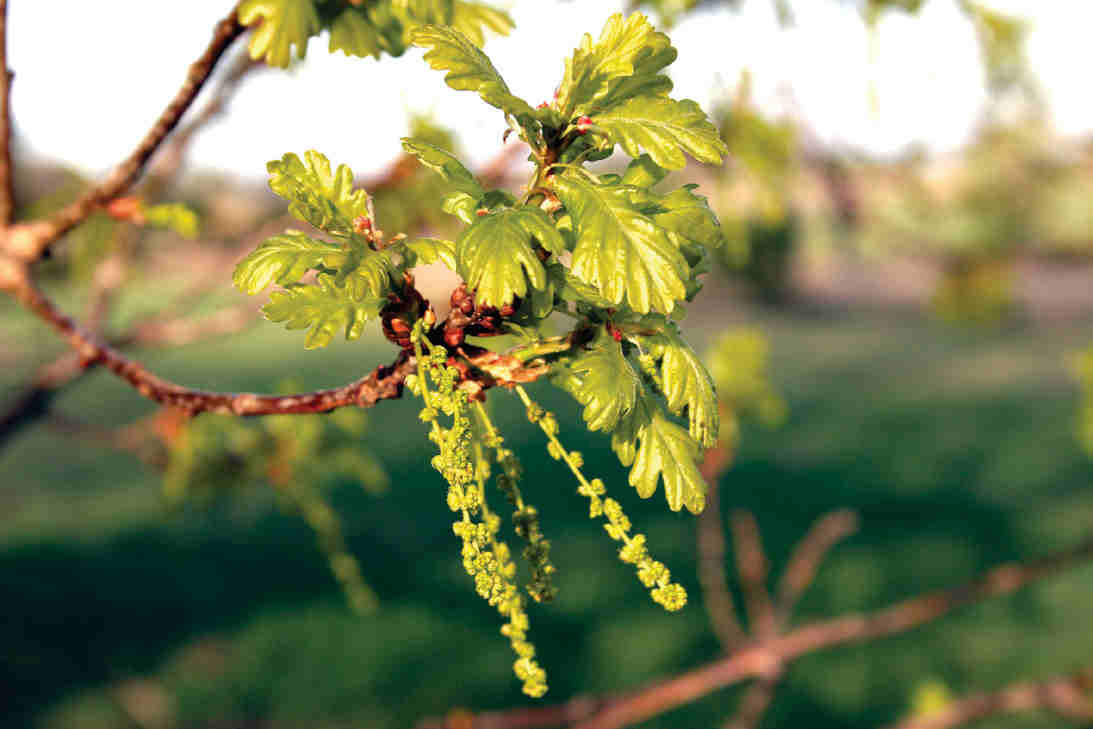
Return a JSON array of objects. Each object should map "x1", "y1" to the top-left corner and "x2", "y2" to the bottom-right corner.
[{"x1": 7, "y1": 0, "x2": 1093, "y2": 180}]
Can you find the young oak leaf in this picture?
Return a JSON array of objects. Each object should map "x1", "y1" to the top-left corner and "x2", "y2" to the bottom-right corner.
[
  {"x1": 238, "y1": 0, "x2": 320, "y2": 68},
  {"x1": 455, "y1": 207, "x2": 564, "y2": 307},
  {"x1": 262, "y1": 274, "x2": 384, "y2": 349},
  {"x1": 393, "y1": 237, "x2": 457, "y2": 269},
  {"x1": 553, "y1": 330, "x2": 641, "y2": 432},
  {"x1": 401, "y1": 138, "x2": 484, "y2": 200},
  {"x1": 609, "y1": 392, "x2": 706, "y2": 513},
  {"x1": 450, "y1": 0, "x2": 514, "y2": 46},
  {"x1": 329, "y1": 8, "x2": 383, "y2": 59},
  {"x1": 233, "y1": 230, "x2": 342, "y2": 294},
  {"x1": 267, "y1": 151, "x2": 371, "y2": 238},
  {"x1": 652, "y1": 184, "x2": 724, "y2": 251},
  {"x1": 556, "y1": 13, "x2": 675, "y2": 118},
  {"x1": 552, "y1": 173, "x2": 689, "y2": 315},
  {"x1": 590, "y1": 96, "x2": 727, "y2": 170},
  {"x1": 644, "y1": 330, "x2": 720, "y2": 448},
  {"x1": 410, "y1": 25, "x2": 535, "y2": 118},
  {"x1": 631, "y1": 408, "x2": 707, "y2": 513},
  {"x1": 620, "y1": 154, "x2": 669, "y2": 189}
]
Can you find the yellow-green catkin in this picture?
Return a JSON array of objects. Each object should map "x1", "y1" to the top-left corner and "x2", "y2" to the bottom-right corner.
[
  {"x1": 515, "y1": 386, "x2": 688, "y2": 612},
  {"x1": 474, "y1": 402, "x2": 558, "y2": 603},
  {"x1": 411, "y1": 324, "x2": 548, "y2": 697}
]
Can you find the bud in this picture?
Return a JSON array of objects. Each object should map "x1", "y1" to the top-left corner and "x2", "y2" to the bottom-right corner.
[
  {"x1": 476, "y1": 208, "x2": 490, "y2": 217},
  {"x1": 576, "y1": 116, "x2": 593, "y2": 135},
  {"x1": 352, "y1": 215, "x2": 372, "y2": 234},
  {"x1": 536, "y1": 102, "x2": 549, "y2": 110},
  {"x1": 423, "y1": 308, "x2": 437, "y2": 328},
  {"x1": 444, "y1": 326, "x2": 465, "y2": 348}
]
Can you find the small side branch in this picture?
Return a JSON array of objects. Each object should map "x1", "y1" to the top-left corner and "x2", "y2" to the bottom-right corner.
[
  {"x1": 5, "y1": 268, "x2": 412, "y2": 416},
  {"x1": 4, "y1": 5, "x2": 246, "y2": 261},
  {"x1": 568, "y1": 535, "x2": 1093, "y2": 729},
  {"x1": 881, "y1": 671, "x2": 1093, "y2": 729},
  {"x1": 0, "y1": 0, "x2": 13, "y2": 225}
]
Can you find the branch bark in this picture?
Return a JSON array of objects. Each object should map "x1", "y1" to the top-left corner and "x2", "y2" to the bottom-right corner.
[
  {"x1": 3, "y1": 5, "x2": 246, "y2": 261},
  {"x1": 567, "y1": 535, "x2": 1093, "y2": 729},
  {"x1": 0, "y1": 0, "x2": 13, "y2": 226},
  {"x1": 881, "y1": 671, "x2": 1093, "y2": 729}
]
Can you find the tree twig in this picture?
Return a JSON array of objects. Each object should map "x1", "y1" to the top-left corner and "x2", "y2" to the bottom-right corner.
[
  {"x1": 697, "y1": 441, "x2": 745, "y2": 652},
  {"x1": 3, "y1": 5, "x2": 246, "y2": 261},
  {"x1": 731, "y1": 510, "x2": 777, "y2": 640},
  {"x1": 881, "y1": 671, "x2": 1093, "y2": 729},
  {"x1": 776, "y1": 509, "x2": 859, "y2": 620},
  {"x1": 565, "y1": 534, "x2": 1093, "y2": 729},
  {"x1": 0, "y1": 0, "x2": 13, "y2": 226}
]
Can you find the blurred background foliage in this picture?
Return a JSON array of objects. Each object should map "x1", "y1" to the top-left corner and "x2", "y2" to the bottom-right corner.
[{"x1": 6, "y1": 1, "x2": 1093, "y2": 728}]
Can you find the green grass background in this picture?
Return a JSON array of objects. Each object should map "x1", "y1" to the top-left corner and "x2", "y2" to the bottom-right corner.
[{"x1": 3, "y1": 290, "x2": 1093, "y2": 729}]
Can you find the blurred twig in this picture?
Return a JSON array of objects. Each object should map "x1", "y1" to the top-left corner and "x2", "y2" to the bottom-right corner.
[
  {"x1": 881, "y1": 670, "x2": 1093, "y2": 729},
  {"x1": 424, "y1": 525, "x2": 1093, "y2": 729},
  {"x1": 0, "y1": 0, "x2": 13, "y2": 226},
  {"x1": 2, "y1": 5, "x2": 246, "y2": 261}
]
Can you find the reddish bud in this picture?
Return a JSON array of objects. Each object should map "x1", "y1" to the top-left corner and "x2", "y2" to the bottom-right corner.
[
  {"x1": 444, "y1": 327, "x2": 465, "y2": 348},
  {"x1": 536, "y1": 102, "x2": 549, "y2": 110},
  {"x1": 498, "y1": 302, "x2": 516, "y2": 318},
  {"x1": 105, "y1": 196, "x2": 145, "y2": 224},
  {"x1": 476, "y1": 208, "x2": 489, "y2": 217},
  {"x1": 576, "y1": 116, "x2": 593, "y2": 135},
  {"x1": 352, "y1": 216, "x2": 372, "y2": 234}
]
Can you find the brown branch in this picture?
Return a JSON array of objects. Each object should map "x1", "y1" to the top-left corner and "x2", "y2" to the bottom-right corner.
[
  {"x1": 881, "y1": 671, "x2": 1093, "y2": 729},
  {"x1": 731, "y1": 510, "x2": 777, "y2": 641},
  {"x1": 0, "y1": 0, "x2": 13, "y2": 226},
  {"x1": 697, "y1": 442, "x2": 745, "y2": 651},
  {"x1": 776, "y1": 509, "x2": 859, "y2": 620},
  {"x1": 415, "y1": 695, "x2": 618, "y2": 729},
  {"x1": 3, "y1": 267, "x2": 412, "y2": 416},
  {"x1": 567, "y1": 535, "x2": 1093, "y2": 729},
  {"x1": 722, "y1": 668, "x2": 785, "y2": 729},
  {"x1": 3, "y1": 5, "x2": 246, "y2": 261}
]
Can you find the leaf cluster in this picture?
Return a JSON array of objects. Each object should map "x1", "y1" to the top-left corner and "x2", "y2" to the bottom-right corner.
[{"x1": 237, "y1": 0, "x2": 513, "y2": 67}]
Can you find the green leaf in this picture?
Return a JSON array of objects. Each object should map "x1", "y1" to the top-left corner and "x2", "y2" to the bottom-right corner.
[
  {"x1": 552, "y1": 174, "x2": 688, "y2": 314},
  {"x1": 631, "y1": 407, "x2": 706, "y2": 513},
  {"x1": 263, "y1": 274, "x2": 384, "y2": 349},
  {"x1": 410, "y1": 25, "x2": 535, "y2": 117},
  {"x1": 556, "y1": 13, "x2": 676, "y2": 118},
  {"x1": 238, "y1": 0, "x2": 320, "y2": 68},
  {"x1": 621, "y1": 154, "x2": 668, "y2": 189},
  {"x1": 653, "y1": 185, "x2": 723, "y2": 251},
  {"x1": 322, "y1": 247, "x2": 400, "y2": 301},
  {"x1": 591, "y1": 96, "x2": 727, "y2": 170},
  {"x1": 401, "y1": 138, "x2": 483, "y2": 199},
  {"x1": 142, "y1": 202, "x2": 200, "y2": 238},
  {"x1": 396, "y1": 237, "x2": 456, "y2": 269},
  {"x1": 329, "y1": 8, "x2": 383, "y2": 59},
  {"x1": 397, "y1": 0, "x2": 454, "y2": 25},
  {"x1": 441, "y1": 191, "x2": 477, "y2": 224},
  {"x1": 554, "y1": 330, "x2": 640, "y2": 432},
  {"x1": 233, "y1": 230, "x2": 342, "y2": 295},
  {"x1": 646, "y1": 330, "x2": 720, "y2": 447},
  {"x1": 450, "y1": 0, "x2": 514, "y2": 46},
  {"x1": 267, "y1": 151, "x2": 370, "y2": 238},
  {"x1": 455, "y1": 207, "x2": 564, "y2": 307}
]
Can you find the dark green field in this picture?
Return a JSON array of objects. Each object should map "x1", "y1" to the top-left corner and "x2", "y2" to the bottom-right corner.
[{"x1": 4, "y1": 291, "x2": 1093, "y2": 729}]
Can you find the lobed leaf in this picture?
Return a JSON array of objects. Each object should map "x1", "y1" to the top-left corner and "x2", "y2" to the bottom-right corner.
[
  {"x1": 410, "y1": 25, "x2": 535, "y2": 117},
  {"x1": 555, "y1": 13, "x2": 675, "y2": 118},
  {"x1": 396, "y1": 237, "x2": 457, "y2": 269},
  {"x1": 552, "y1": 174, "x2": 688, "y2": 314},
  {"x1": 329, "y1": 8, "x2": 383, "y2": 58},
  {"x1": 232, "y1": 230, "x2": 341, "y2": 295},
  {"x1": 645, "y1": 330, "x2": 720, "y2": 447},
  {"x1": 554, "y1": 330, "x2": 641, "y2": 432},
  {"x1": 267, "y1": 150, "x2": 371, "y2": 238},
  {"x1": 238, "y1": 0, "x2": 320, "y2": 68},
  {"x1": 450, "y1": 0, "x2": 514, "y2": 46},
  {"x1": 455, "y1": 207, "x2": 564, "y2": 307},
  {"x1": 631, "y1": 407, "x2": 706, "y2": 513},
  {"x1": 263, "y1": 274, "x2": 384, "y2": 349},
  {"x1": 591, "y1": 96, "x2": 727, "y2": 170},
  {"x1": 401, "y1": 138, "x2": 484, "y2": 200}
]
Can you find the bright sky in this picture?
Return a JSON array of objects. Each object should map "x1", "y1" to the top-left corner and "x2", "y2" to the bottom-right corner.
[{"x1": 8, "y1": 0, "x2": 1093, "y2": 180}]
